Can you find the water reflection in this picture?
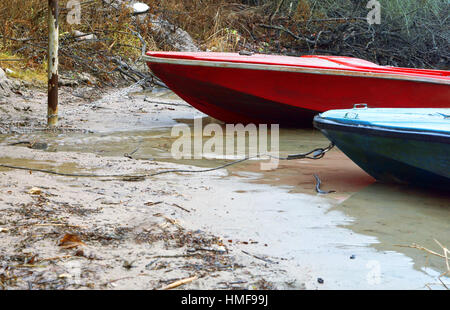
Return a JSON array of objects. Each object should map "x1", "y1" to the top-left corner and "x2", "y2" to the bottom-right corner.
[{"x1": 335, "y1": 182, "x2": 450, "y2": 276}]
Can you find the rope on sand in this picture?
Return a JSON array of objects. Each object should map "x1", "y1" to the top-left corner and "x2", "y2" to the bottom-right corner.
[{"x1": 0, "y1": 143, "x2": 335, "y2": 181}]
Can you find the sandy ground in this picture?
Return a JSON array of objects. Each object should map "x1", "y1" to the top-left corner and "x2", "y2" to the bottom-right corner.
[
  {"x1": 0, "y1": 84, "x2": 315, "y2": 290},
  {"x1": 1, "y1": 82, "x2": 448, "y2": 291},
  {"x1": 0, "y1": 146, "x2": 299, "y2": 290}
]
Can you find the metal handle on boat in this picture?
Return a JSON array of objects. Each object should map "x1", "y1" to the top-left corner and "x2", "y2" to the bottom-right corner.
[{"x1": 353, "y1": 103, "x2": 368, "y2": 109}]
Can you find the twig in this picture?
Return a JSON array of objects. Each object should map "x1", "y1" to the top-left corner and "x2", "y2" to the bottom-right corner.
[
  {"x1": 143, "y1": 98, "x2": 191, "y2": 107},
  {"x1": 241, "y1": 250, "x2": 278, "y2": 264},
  {"x1": 269, "y1": 0, "x2": 285, "y2": 23},
  {"x1": 159, "y1": 276, "x2": 198, "y2": 290},
  {"x1": 439, "y1": 278, "x2": 449, "y2": 290},
  {"x1": 170, "y1": 203, "x2": 191, "y2": 213},
  {"x1": 258, "y1": 24, "x2": 316, "y2": 44},
  {"x1": 151, "y1": 254, "x2": 201, "y2": 259},
  {"x1": 144, "y1": 201, "x2": 163, "y2": 206},
  {"x1": 124, "y1": 146, "x2": 140, "y2": 159},
  {"x1": 0, "y1": 59, "x2": 26, "y2": 62},
  {"x1": 38, "y1": 255, "x2": 73, "y2": 262},
  {"x1": 162, "y1": 215, "x2": 183, "y2": 229},
  {"x1": 32, "y1": 223, "x2": 87, "y2": 229},
  {"x1": 396, "y1": 243, "x2": 445, "y2": 259},
  {"x1": 307, "y1": 17, "x2": 366, "y2": 23},
  {"x1": 127, "y1": 26, "x2": 147, "y2": 59},
  {"x1": 396, "y1": 239, "x2": 450, "y2": 287},
  {"x1": 434, "y1": 239, "x2": 450, "y2": 276}
]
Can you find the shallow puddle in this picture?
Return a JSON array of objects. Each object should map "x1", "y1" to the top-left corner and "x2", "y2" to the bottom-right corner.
[
  {"x1": 180, "y1": 174, "x2": 447, "y2": 289},
  {"x1": 337, "y1": 183, "x2": 450, "y2": 276}
]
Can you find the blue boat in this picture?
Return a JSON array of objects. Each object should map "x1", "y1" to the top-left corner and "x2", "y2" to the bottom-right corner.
[{"x1": 313, "y1": 106, "x2": 450, "y2": 189}]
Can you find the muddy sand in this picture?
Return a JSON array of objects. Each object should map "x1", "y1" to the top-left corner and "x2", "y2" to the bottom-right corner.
[
  {"x1": 0, "y1": 83, "x2": 448, "y2": 290},
  {"x1": 0, "y1": 84, "x2": 317, "y2": 290}
]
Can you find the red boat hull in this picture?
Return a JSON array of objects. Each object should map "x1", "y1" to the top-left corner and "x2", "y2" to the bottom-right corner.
[{"x1": 146, "y1": 52, "x2": 450, "y2": 126}]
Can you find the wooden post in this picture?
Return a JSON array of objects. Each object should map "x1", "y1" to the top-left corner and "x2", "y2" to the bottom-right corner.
[{"x1": 48, "y1": 0, "x2": 59, "y2": 127}]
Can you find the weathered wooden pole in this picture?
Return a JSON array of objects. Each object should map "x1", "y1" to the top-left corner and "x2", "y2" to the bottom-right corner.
[{"x1": 48, "y1": 0, "x2": 59, "y2": 127}]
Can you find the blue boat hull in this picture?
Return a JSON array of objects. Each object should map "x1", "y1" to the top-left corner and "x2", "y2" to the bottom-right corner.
[{"x1": 314, "y1": 116, "x2": 450, "y2": 189}]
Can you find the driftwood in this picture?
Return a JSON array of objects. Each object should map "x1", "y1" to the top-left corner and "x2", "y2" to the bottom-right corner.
[
  {"x1": 160, "y1": 276, "x2": 198, "y2": 290},
  {"x1": 396, "y1": 239, "x2": 450, "y2": 289}
]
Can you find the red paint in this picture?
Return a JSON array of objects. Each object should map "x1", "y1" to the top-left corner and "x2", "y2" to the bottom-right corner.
[{"x1": 146, "y1": 52, "x2": 450, "y2": 126}]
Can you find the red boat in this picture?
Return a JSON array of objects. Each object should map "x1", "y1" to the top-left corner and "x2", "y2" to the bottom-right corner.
[{"x1": 144, "y1": 52, "x2": 450, "y2": 126}]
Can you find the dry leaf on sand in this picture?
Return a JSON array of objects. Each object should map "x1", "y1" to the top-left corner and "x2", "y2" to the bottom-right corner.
[
  {"x1": 28, "y1": 187, "x2": 42, "y2": 195},
  {"x1": 59, "y1": 233, "x2": 86, "y2": 249}
]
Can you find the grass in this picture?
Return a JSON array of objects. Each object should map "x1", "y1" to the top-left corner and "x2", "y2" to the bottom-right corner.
[{"x1": 0, "y1": 52, "x2": 47, "y2": 85}]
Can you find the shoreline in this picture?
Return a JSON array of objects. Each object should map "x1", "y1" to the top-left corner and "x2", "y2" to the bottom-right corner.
[{"x1": 0, "y1": 84, "x2": 448, "y2": 290}]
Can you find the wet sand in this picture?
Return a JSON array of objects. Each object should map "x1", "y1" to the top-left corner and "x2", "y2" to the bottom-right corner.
[
  {"x1": 0, "y1": 147, "x2": 295, "y2": 289},
  {"x1": 229, "y1": 149, "x2": 376, "y2": 195},
  {"x1": 0, "y1": 85, "x2": 449, "y2": 290}
]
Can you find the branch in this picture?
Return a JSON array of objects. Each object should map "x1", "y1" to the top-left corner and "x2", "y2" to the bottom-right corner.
[{"x1": 257, "y1": 24, "x2": 316, "y2": 44}]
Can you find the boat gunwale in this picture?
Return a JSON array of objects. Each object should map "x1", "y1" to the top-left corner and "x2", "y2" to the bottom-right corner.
[
  {"x1": 313, "y1": 115, "x2": 450, "y2": 144},
  {"x1": 143, "y1": 55, "x2": 450, "y2": 86}
]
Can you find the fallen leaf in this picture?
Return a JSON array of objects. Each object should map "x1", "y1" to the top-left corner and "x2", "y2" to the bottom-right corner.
[
  {"x1": 59, "y1": 233, "x2": 86, "y2": 249},
  {"x1": 28, "y1": 187, "x2": 42, "y2": 195},
  {"x1": 26, "y1": 255, "x2": 38, "y2": 264}
]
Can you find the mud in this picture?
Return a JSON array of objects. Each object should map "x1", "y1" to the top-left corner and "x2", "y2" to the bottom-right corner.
[{"x1": 0, "y1": 83, "x2": 448, "y2": 290}]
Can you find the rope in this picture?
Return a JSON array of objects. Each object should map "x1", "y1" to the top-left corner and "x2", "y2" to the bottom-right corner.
[
  {"x1": 0, "y1": 143, "x2": 335, "y2": 180},
  {"x1": 313, "y1": 174, "x2": 336, "y2": 194}
]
